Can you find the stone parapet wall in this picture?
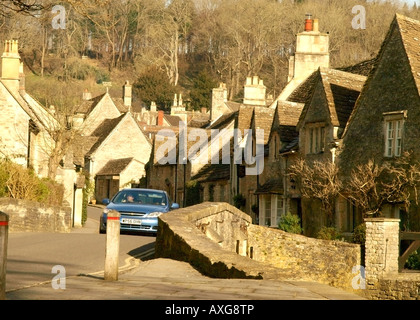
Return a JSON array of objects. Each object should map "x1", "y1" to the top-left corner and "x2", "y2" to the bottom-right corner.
[
  {"x1": 367, "y1": 274, "x2": 420, "y2": 300},
  {"x1": 156, "y1": 202, "x2": 363, "y2": 295},
  {"x1": 247, "y1": 224, "x2": 362, "y2": 291},
  {"x1": 364, "y1": 218, "x2": 420, "y2": 300},
  {"x1": 0, "y1": 198, "x2": 72, "y2": 233}
]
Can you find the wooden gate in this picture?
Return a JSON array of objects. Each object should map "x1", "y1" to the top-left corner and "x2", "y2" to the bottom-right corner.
[{"x1": 399, "y1": 231, "x2": 420, "y2": 271}]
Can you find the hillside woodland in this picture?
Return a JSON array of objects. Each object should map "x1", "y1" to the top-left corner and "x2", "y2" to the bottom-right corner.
[{"x1": 0, "y1": 0, "x2": 418, "y2": 113}]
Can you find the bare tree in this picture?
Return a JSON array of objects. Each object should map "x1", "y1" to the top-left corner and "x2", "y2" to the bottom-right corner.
[
  {"x1": 345, "y1": 151, "x2": 420, "y2": 218},
  {"x1": 289, "y1": 157, "x2": 341, "y2": 226}
]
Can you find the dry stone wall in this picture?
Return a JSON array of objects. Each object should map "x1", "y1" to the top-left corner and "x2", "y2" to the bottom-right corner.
[
  {"x1": 0, "y1": 198, "x2": 72, "y2": 233},
  {"x1": 156, "y1": 202, "x2": 363, "y2": 294}
]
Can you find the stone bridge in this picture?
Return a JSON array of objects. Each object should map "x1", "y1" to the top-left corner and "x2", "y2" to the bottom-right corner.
[{"x1": 156, "y1": 202, "x2": 420, "y2": 299}]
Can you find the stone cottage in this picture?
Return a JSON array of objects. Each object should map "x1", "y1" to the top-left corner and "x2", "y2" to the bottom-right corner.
[{"x1": 339, "y1": 14, "x2": 420, "y2": 231}]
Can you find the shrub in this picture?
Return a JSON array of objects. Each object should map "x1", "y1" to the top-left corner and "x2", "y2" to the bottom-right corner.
[
  {"x1": 405, "y1": 250, "x2": 420, "y2": 270},
  {"x1": 0, "y1": 158, "x2": 63, "y2": 206},
  {"x1": 317, "y1": 226, "x2": 342, "y2": 240},
  {"x1": 278, "y1": 212, "x2": 302, "y2": 234},
  {"x1": 233, "y1": 193, "x2": 246, "y2": 209},
  {"x1": 352, "y1": 223, "x2": 366, "y2": 245}
]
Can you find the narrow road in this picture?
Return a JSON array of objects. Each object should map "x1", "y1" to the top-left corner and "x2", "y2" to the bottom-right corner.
[{"x1": 5, "y1": 205, "x2": 155, "y2": 293}]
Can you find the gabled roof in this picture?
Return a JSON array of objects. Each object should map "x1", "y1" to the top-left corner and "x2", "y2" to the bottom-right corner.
[
  {"x1": 86, "y1": 112, "x2": 151, "y2": 156},
  {"x1": 164, "y1": 114, "x2": 182, "y2": 126},
  {"x1": 276, "y1": 101, "x2": 304, "y2": 127},
  {"x1": 208, "y1": 111, "x2": 238, "y2": 130},
  {"x1": 96, "y1": 157, "x2": 141, "y2": 176},
  {"x1": 343, "y1": 14, "x2": 420, "y2": 138},
  {"x1": 191, "y1": 163, "x2": 230, "y2": 182},
  {"x1": 252, "y1": 106, "x2": 275, "y2": 145},
  {"x1": 254, "y1": 178, "x2": 283, "y2": 194},
  {"x1": 337, "y1": 58, "x2": 377, "y2": 77},
  {"x1": 397, "y1": 14, "x2": 420, "y2": 95},
  {"x1": 75, "y1": 93, "x2": 106, "y2": 114},
  {"x1": 297, "y1": 68, "x2": 366, "y2": 132}
]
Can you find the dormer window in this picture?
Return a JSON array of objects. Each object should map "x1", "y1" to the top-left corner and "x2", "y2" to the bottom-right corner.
[
  {"x1": 306, "y1": 123, "x2": 325, "y2": 154},
  {"x1": 383, "y1": 111, "x2": 406, "y2": 158}
]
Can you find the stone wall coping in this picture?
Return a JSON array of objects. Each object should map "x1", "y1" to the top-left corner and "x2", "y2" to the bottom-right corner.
[
  {"x1": 364, "y1": 218, "x2": 401, "y2": 222},
  {"x1": 168, "y1": 202, "x2": 252, "y2": 224},
  {"x1": 158, "y1": 203, "x2": 288, "y2": 279}
]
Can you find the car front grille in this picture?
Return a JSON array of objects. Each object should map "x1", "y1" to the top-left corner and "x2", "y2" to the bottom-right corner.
[
  {"x1": 121, "y1": 223, "x2": 152, "y2": 230},
  {"x1": 120, "y1": 212, "x2": 146, "y2": 216}
]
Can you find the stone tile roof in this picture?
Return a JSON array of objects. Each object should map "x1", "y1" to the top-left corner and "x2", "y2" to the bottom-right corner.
[
  {"x1": 237, "y1": 105, "x2": 255, "y2": 132},
  {"x1": 164, "y1": 114, "x2": 183, "y2": 126},
  {"x1": 297, "y1": 68, "x2": 366, "y2": 132},
  {"x1": 85, "y1": 114, "x2": 126, "y2": 156},
  {"x1": 253, "y1": 106, "x2": 275, "y2": 145},
  {"x1": 96, "y1": 157, "x2": 135, "y2": 176},
  {"x1": 72, "y1": 134, "x2": 99, "y2": 166},
  {"x1": 276, "y1": 101, "x2": 304, "y2": 127},
  {"x1": 208, "y1": 111, "x2": 237, "y2": 129},
  {"x1": 75, "y1": 93, "x2": 106, "y2": 114},
  {"x1": 338, "y1": 58, "x2": 377, "y2": 77},
  {"x1": 191, "y1": 163, "x2": 230, "y2": 182},
  {"x1": 397, "y1": 14, "x2": 420, "y2": 95},
  {"x1": 343, "y1": 14, "x2": 420, "y2": 138},
  {"x1": 254, "y1": 178, "x2": 284, "y2": 194}
]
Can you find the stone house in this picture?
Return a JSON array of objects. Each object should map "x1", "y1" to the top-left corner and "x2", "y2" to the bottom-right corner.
[
  {"x1": 338, "y1": 14, "x2": 420, "y2": 231},
  {"x1": 289, "y1": 67, "x2": 367, "y2": 236},
  {"x1": 256, "y1": 101, "x2": 303, "y2": 228},
  {"x1": 80, "y1": 111, "x2": 152, "y2": 202},
  {"x1": 0, "y1": 40, "x2": 85, "y2": 227}
]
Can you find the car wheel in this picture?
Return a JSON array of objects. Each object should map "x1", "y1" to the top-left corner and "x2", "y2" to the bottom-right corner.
[{"x1": 99, "y1": 226, "x2": 106, "y2": 234}]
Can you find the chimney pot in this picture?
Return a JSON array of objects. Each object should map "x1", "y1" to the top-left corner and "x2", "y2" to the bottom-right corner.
[
  {"x1": 158, "y1": 110, "x2": 164, "y2": 126},
  {"x1": 304, "y1": 13, "x2": 313, "y2": 32}
]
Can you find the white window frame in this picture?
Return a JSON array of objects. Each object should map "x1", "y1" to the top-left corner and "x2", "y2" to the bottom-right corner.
[
  {"x1": 306, "y1": 123, "x2": 326, "y2": 155},
  {"x1": 383, "y1": 111, "x2": 406, "y2": 158},
  {"x1": 260, "y1": 194, "x2": 285, "y2": 227}
]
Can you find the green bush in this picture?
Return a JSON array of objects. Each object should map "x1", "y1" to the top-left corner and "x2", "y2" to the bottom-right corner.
[
  {"x1": 352, "y1": 223, "x2": 366, "y2": 245},
  {"x1": 405, "y1": 250, "x2": 420, "y2": 270},
  {"x1": 0, "y1": 158, "x2": 63, "y2": 206},
  {"x1": 278, "y1": 212, "x2": 302, "y2": 234},
  {"x1": 317, "y1": 226, "x2": 342, "y2": 240},
  {"x1": 233, "y1": 193, "x2": 246, "y2": 209}
]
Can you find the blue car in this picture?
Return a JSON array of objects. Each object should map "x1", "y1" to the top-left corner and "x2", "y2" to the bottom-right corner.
[{"x1": 99, "y1": 188, "x2": 179, "y2": 235}]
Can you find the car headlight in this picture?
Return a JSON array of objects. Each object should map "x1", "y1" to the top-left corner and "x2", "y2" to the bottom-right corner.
[
  {"x1": 103, "y1": 208, "x2": 111, "y2": 214},
  {"x1": 147, "y1": 212, "x2": 163, "y2": 217}
]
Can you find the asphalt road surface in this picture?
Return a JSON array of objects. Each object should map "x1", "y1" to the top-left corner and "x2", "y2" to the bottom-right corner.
[{"x1": 5, "y1": 205, "x2": 155, "y2": 293}]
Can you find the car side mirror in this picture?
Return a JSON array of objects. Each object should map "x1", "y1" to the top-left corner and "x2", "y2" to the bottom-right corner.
[
  {"x1": 171, "y1": 203, "x2": 180, "y2": 209},
  {"x1": 102, "y1": 198, "x2": 110, "y2": 205}
]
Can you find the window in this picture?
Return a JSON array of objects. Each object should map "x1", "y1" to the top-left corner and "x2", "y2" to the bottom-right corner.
[
  {"x1": 306, "y1": 125, "x2": 325, "y2": 154},
  {"x1": 260, "y1": 194, "x2": 284, "y2": 227},
  {"x1": 384, "y1": 111, "x2": 406, "y2": 158}
]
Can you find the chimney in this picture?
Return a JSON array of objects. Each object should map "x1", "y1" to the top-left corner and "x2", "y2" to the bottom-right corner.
[
  {"x1": 83, "y1": 89, "x2": 92, "y2": 101},
  {"x1": 2, "y1": 40, "x2": 21, "y2": 91},
  {"x1": 313, "y1": 19, "x2": 319, "y2": 33},
  {"x1": 304, "y1": 13, "x2": 313, "y2": 32},
  {"x1": 210, "y1": 83, "x2": 228, "y2": 121},
  {"x1": 123, "y1": 80, "x2": 132, "y2": 109},
  {"x1": 243, "y1": 75, "x2": 266, "y2": 106},
  {"x1": 150, "y1": 101, "x2": 157, "y2": 112},
  {"x1": 173, "y1": 94, "x2": 178, "y2": 107},
  {"x1": 158, "y1": 110, "x2": 164, "y2": 126}
]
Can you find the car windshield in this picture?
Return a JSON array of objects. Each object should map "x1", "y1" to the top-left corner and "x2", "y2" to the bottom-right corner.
[{"x1": 112, "y1": 190, "x2": 167, "y2": 206}]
